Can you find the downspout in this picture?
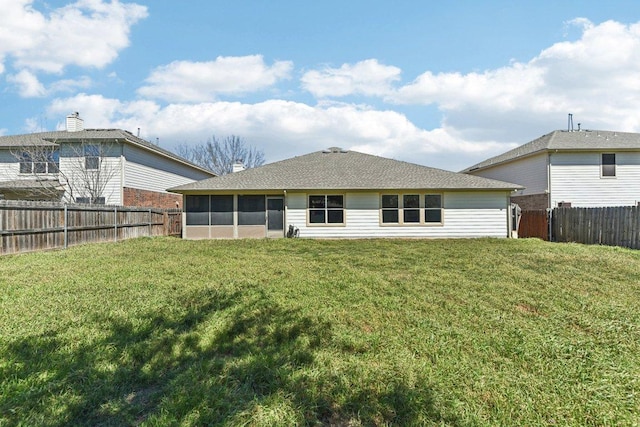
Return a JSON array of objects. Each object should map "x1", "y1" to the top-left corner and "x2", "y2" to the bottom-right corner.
[
  {"x1": 283, "y1": 189, "x2": 287, "y2": 233},
  {"x1": 546, "y1": 151, "x2": 552, "y2": 209},
  {"x1": 547, "y1": 152, "x2": 553, "y2": 241},
  {"x1": 119, "y1": 141, "x2": 125, "y2": 205}
]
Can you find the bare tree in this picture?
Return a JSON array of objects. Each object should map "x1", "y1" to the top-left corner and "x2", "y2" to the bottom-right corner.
[
  {"x1": 8, "y1": 140, "x2": 119, "y2": 204},
  {"x1": 176, "y1": 135, "x2": 265, "y2": 175}
]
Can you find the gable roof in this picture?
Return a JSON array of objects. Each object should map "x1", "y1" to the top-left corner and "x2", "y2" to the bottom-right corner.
[
  {"x1": 463, "y1": 129, "x2": 640, "y2": 172},
  {"x1": 169, "y1": 148, "x2": 522, "y2": 193},
  {"x1": 0, "y1": 129, "x2": 215, "y2": 176}
]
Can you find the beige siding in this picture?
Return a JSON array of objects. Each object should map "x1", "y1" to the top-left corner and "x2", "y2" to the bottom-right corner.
[
  {"x1": 123, "y1": 145, "x2": 212, "y2": 193},
  {"x1": 550, "y1": 152, "x2": 640, "y2": 207},
  {"x1": 285, "y1": 191, "x2": 509, "y2": 238},
  {"x1": 468, "y1": 153, "x2": 548, "y2": 196}
]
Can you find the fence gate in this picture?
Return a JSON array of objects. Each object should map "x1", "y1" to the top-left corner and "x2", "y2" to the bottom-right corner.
[{"x1": 519, "y1": 210, "x2": 549, "y2": 240}]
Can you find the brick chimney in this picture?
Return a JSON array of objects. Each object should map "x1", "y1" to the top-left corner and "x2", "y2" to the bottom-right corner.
[{"x1": 66, "y1": 112, "x2": 84, "y2": 132}]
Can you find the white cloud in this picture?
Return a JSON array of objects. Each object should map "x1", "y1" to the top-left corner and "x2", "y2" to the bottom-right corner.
[
  {"x1": 44, "y1": 93, "x2": 509, "y2": 171},
  {"x1": 49, "y1": 76, "x2": 93, "y2": 94},
  {"x1": 392, "y1": 19, "x2": 640, "y2": 143},
  {"x1": 7, "y1": 69, "x2": 46, "y2": 97},
  {"x1": 302, "y1": 59, "x2": 401, "y2": 98},
  {"x1": 0, "y1": 0, "x2": 147, "y2": 73},
  {"x1": 39, "y1": 18, "x2": 640, "y2": 172},
  {"x1": 7, "y1": 71, "x2": 93, "y2": 98},
  {"x1": 137, "y1": 55, "x2": 294, "y2": 102}
]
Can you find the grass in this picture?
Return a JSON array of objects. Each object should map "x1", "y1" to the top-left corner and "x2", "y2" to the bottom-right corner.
[{"x1": 0, "y1": 237, "x2": 639, "y2": 426}]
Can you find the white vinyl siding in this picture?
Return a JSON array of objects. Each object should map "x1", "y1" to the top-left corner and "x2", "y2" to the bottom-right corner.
[
  {"x1": 57, "y1": 146, "x2": 123, "y2": 205},
  {"x1": 285, "y1": 191, "x2": 509, "y2": 238},
  {"x1": 468, "y1": 153, "x2": 548, "y2": 196},
  {"x1": 123, "y1": 145, "x2": 212, "y2": 193},
  {"x1": 550, "y1": 152, "x2": 640, "y2": 207},
  {"x1": 0, "y1": 150, "x2": 24, "y2": 177}
]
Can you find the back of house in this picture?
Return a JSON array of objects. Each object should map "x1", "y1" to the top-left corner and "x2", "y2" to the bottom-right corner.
[{"x1": 463, "y1": 129, "x2": 640, "y2": 209}]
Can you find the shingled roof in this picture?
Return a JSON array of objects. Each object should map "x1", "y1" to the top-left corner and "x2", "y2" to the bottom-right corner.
[
  {"x1": 462, "y1": 129, "x2": 640, "y2": 172},
  {"x1": 0, "y1": 129, "x2": 214, "y2": 176},
  {"x1": 169, "y1": 148, "x2": 522, "y2": 192}
]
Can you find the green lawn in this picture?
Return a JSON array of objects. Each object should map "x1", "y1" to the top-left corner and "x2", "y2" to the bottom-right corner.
[{"x1": 0, "y1": 237, "x2": 639, "y2": 426}]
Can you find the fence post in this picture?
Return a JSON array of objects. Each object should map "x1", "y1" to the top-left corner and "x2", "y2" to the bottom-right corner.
[
  {"x1": 114, "y1": 206, "x2": 118, "y2": 242},
  {"x1": 64, "y1": 204, "x2": 68, "y2": 249},
  {"x1": 149, "y1": 208, "x2": 152, "y2": 236},
  {"x1": 163, "y1": 211, "x2": 169, "y2": 236}
]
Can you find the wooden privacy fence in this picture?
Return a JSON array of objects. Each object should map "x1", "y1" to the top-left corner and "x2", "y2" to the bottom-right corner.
[
  {"x1": 552, "y1": 206, "x2": 640, "y2": 249},
  {"x1": 0, "y1": 201, "x2": 182, "y2": 255},
  {"x1": 519, "y1": 210, "x2": 549, "y2": 240}
]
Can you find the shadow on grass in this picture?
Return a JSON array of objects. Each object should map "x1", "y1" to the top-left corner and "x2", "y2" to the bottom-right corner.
[{"x1": 1, "y1": 287, "x2": 457, "y2": 426}]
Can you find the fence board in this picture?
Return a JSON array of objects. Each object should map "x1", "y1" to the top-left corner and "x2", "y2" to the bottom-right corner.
[
  {"x1": 552, "y1": 206, "x2": 640, "y2": 249},
  {"x1": 519, "y1": 210, "x2": 549, "y2": 240},
  {"x1": 0, "y1": 201, "x2": 182, "y2": 255}
]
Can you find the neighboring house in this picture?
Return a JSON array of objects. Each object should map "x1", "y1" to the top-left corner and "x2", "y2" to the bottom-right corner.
[
  {"x1": 463, "y1": 129, "x2": 640, "y2": 210},
  {"x1": 0, "y1": 113, "x2": 215, "y2": 207},
  {"x1": 168, "y1": 147, "x2": 522, "y2": 239}
]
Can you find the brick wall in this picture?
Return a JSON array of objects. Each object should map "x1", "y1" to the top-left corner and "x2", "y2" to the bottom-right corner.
[
  {"x1": 123, "y1": 187, "x2": 182, "y2": 209},
  {"x1": 511, "y1": 193, "x2": 549, "y2": 211}
]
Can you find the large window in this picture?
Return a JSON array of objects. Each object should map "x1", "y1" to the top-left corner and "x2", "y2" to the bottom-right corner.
[
  {"x1": 19, "y1": 150, "x2": 59, "y2": 174},
  {"x1": 185, "y1": 195, "x2": 209, "y2": 225},
  {"x1": 211, "y1": 195, "x2": 233, "y2": 225},
  {"x1": 602, "y1": 153, "x2": 616, "y2": 177},
  {"x1": 238, "y1": 195, "x2": 265, "y2": 225},
  {"x1": 309, "y1": 195, "x2": 344, "y2": 224},
  {"x1": 381, "y1": 193, "x2": 443, "y2": 225}
]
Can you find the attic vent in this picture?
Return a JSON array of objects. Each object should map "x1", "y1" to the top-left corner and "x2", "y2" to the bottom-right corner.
[{"x1": 323, "y1": 147, "x2": 348, "y2": 153}]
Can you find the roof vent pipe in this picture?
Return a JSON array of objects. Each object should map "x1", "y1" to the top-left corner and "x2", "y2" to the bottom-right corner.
[
  {"x1": 568, "y1": 113, "x2": 574, "y2": 132},
  {"x1": 66, "y1": 112, "x2": 84, "y2": 132}
]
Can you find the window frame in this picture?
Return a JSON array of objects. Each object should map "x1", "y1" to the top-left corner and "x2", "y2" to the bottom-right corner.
[
  {"x1": 380, "y1": 192, "x2": 444, "y2": 226},
  {"x1": 424, "y1": 194, "x2": 443, "y2": 224},
  {"x1": 307, "y1": 194, "x2": 345, "y2": 226},
  {"x1": 84, "y1": 144, "x2": 101, "y2": 170},
  {"x1": 601, "y1": 153, "x2": 616, "y2": 178},
  {"x1": 19, "y1": 149, "x2": 60, "y2": 175}
]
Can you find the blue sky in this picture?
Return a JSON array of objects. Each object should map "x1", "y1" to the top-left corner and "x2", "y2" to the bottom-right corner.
[{"x1": 3, "y1": 1, "x2": 640, "y2": 171}]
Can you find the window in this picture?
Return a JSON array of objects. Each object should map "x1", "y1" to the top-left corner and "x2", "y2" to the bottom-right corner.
[
  {"x1": 381, "y1": 195, "x2": 399, "y2": 223},
  {"x1": 84, "y1": 144, "x2": 100, "y2": 170},
  {"x1": 19, "y1": 152, "x2": 32, "y2": 174},
  {"x1": 238, "y1": 195, "x2": 265, "y2": 225},
  {"x1": 602, "y1": 153, "x2": 616, "y2": 177},
  {"x1": 75, "y1": 197, "x2": 105, "y2": 204},
  {"x1": 403, "y1": 195, "x2": 420, "y2": 223},
  {"x1": 211, "y1": 195, "x2": 233, "y2": 225},
  {"x1": 424, "y1": 194, "x2": 442, "y2": 223},
  {"x1": 309, "y1": 195, "x2": 344, "y2": 224},
  {"x1": 19, "y1": 150, "x2": 59, "y2": 174},
  {"x1": 381, "y1": 193, "x2": 443, "y2": 225},
  {"x1": 185, "y1": 195, "x2": 209, "y2": 225}
]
